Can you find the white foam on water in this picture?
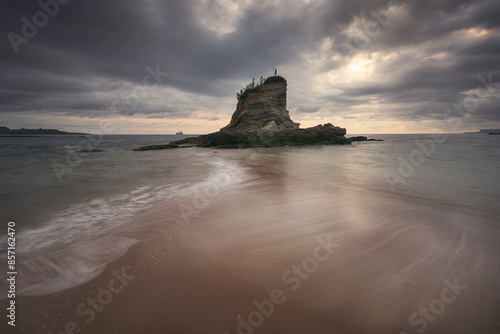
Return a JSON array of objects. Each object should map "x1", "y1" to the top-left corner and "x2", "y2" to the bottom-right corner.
[{"x1": 0, "y1": 158, "x2": 249, "y2": 297}]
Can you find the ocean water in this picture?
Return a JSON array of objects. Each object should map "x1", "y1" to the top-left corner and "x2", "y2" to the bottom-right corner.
[{"x1": 0, "y1": 133, "x2": 499, "y2": 330}]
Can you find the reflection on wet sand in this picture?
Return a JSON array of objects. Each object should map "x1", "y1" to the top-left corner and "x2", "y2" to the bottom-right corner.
[
  {"x1": 187, "y1": 148, "x2": 500, "y2": 333},
  {"x1": 11, "y1": 147, "x2": 500, "y2": 334}
]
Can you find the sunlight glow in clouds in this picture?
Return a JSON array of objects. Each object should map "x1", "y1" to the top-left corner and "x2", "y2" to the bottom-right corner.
[{"x1": 1, "y1": 0, "x2": 499, "y2": 134}]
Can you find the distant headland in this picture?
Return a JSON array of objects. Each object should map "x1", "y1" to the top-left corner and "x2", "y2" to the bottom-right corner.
[
  {"x1": 135, "y1": 74, "x2": 379, "y2": 151},
  {"x1": 0, "y1": 126, "x2": 86, "y2": 136},
  {"x1": 463, "y1": 129, "x2": 500, "y2": 135}
]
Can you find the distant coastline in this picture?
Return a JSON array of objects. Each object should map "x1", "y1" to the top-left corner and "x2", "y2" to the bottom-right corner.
[
  {"x1": 0, "y1": 126, "x2": 86, "y2": 137},
  {"x1": 463, "y1": 129, "x2": 500, "y2": 134}
]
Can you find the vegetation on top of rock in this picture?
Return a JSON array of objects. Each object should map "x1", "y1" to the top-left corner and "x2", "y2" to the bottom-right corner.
[
  {"x1": 237, "y1": 86, "x2": 259, "y2": 101},
  {"x1": 236, "y1": 76, "x2": 265, "y2": 101},
  {"x1": 236, "y1": 72, "x2": 287, "y2": 101},
  {"x1": 263, "y1": 76, "x2": 286, "y2": 84}
]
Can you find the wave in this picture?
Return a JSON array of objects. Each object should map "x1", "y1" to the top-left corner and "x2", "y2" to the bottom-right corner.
[{"x1": 0, "y1": 158, "x2": 248, "y2": 297}]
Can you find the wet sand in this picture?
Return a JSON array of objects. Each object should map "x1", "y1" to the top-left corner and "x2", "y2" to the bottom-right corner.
[{"x1": 8, "y1": 167, "x2": 500, "y2": 334}]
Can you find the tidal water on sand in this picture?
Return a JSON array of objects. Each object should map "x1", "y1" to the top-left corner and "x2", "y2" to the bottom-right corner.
[{"x1": 0, "y1": 133, "x2": 499, "y2": 333}]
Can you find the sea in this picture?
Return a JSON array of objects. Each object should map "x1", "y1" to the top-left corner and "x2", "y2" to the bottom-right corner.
[{"x1": 0, "y1": 133, "x2": 499, "y2": 331}]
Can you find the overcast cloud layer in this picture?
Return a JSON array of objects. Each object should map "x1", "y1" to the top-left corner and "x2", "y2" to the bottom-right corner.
[{"x1": 1, "y1": 0, "x2": 499, "y2": 134}]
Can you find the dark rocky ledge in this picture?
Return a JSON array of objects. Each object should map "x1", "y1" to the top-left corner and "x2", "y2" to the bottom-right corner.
[
  {"x1": 168, "y1": 123, "x2": 350, "y2": 149},
  {"x1": 349, "y1": 136, "x2": 383, "y2": 142},
  {"x1": 134, "y1": 144, "x2": 180, "y2": 151}
]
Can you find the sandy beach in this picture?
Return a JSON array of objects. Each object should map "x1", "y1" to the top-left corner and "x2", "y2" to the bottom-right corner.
[{"x1": 9, "y1": 162, "x2": 500, "y2": 334}]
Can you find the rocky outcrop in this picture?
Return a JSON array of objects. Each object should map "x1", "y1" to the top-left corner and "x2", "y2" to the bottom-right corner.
[
  {"x1": 171, "y1": 123, "x2": 348, "y2": 149},
  {"x1": 134, "y1": 144, "x2": 179, "y2": 151},
  {"x1": 349, "y1": 136, "x2": 383, "y2": 142},
  {"x1": 223, "y1": 81, "x2": 299, "y2": 131},
  {"x1": 134, "y1": 76, "x2": 351, "y2": 150}
]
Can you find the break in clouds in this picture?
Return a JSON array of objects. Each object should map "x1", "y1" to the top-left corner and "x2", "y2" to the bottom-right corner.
[{"x1": 1, "y1": 0, "x2": 500, "y2": 133}]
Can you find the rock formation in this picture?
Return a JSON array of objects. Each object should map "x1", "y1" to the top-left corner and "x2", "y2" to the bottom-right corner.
[
  {"x1": 134, "y1": 76, "x2": 351, "y2": 150},
  {"x1": 349, "y1": 136, "x2": 383, "y2": 142},
  {"x1": 223, "y1": 80, "x2": 299, "y2": 131}
]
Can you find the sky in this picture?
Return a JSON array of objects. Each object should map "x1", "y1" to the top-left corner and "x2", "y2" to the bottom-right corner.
[{"x1": 1, "y1": 0, "x2": 500, "y2": 134}]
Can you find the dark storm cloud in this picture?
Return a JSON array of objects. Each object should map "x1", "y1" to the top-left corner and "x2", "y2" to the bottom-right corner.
[
  {"x1": 0, "y1": 0, "x2": 499, "y2": 130},
  {"x1": 1, "y1": 0, "x2": 307, "y2": 117}
]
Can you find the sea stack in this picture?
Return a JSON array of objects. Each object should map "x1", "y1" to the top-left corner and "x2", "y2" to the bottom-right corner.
[
  {"x1": 223, "y1": 77, "x2": 300, "y2": 132},
  {"x1": 134, "y1": 76, "x2": 350, "y2": 150}
]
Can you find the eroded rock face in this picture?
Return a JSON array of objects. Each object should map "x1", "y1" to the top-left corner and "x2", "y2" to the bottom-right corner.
[
  {"x1": 223, "y1": 81, "x2": 300, "y2": 131},
  {"x1": 134, "y1": 77, "x2": 351, "y2": 150}
]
